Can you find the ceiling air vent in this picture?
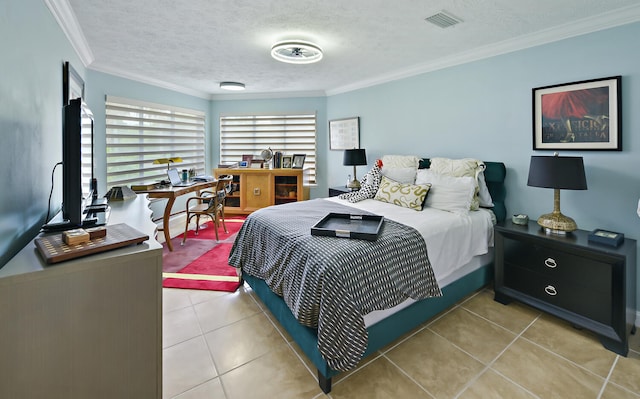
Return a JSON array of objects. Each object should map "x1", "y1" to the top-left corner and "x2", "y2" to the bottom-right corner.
[{"x1": 425, "y1": 11, "x2": 462, "y2": 28}]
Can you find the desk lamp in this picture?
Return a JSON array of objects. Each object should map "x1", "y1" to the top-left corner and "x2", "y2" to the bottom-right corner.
[
  {"x1": 527, "y1": 153, "x2": 587, "y2": 234},
  {"x1": 343, "y1": 149, "x2": 367, "y2": 191},
  {"x1": 153, "y1": 157, "x2": 183, "y2": 171}
]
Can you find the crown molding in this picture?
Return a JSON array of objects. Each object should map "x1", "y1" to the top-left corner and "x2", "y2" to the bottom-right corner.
[
  {"x1": 44, "y1": 0, "x2": 94, "y2": 66},
  {"x1": 88, "y1": 62, "x2": 213, "y2": 99},
  {"x1": 326, "y1": 4, "x2": 640, "y2": 96},
  {"x1": 210, "y1": 90, "x2": 327, "y2": 101}
]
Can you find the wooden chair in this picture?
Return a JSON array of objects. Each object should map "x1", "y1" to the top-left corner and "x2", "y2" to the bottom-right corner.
[{"x1": 181, "y1": 175, "x2": 234, "y2": 244}]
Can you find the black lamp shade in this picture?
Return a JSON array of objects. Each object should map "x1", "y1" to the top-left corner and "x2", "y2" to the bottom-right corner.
[
  {"x1": 343, "y1": 149, "x2": 367, "y2": 166},
  {"x1": 527, "y1": 155, "x2": 587, "y2": 190}
]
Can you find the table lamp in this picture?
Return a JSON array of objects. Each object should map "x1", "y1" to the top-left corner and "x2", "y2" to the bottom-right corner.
[
  {"x1": 153, "y1": 157, "x2": 183, "y2": 171},
  {"x1": 343, "y1": 149, "x2": 367, "y2": 191},
  {"x1": 527, "y1": 153, "x2": 587, "y2": 234}
]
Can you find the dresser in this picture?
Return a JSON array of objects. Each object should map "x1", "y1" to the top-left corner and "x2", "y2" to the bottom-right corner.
[
  {"x1": 0, "y1": 195, "x2": 163, "y2": 398},
  {"x1": 214, "y1": 167, "x2": 310, "y2": 214},
  {"x1": 494, "y1": 220, "x2": 636, "y2": 356}
]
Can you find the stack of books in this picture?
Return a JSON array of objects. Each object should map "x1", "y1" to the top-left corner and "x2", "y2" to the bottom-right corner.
[{"x1": 272, "y1": 151, "x2": 283, "y2": 168}]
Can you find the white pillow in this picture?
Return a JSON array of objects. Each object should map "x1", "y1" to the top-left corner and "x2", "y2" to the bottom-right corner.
[
  {"x1": 477, "y1": 171, "x2": 494, "y2": 207},
  {"x1": 381, "y1": 155, "x2": 420, "y2": 169},
  {"x1": 429, "y1": 157, "x2": 486, "y2": 210},
  {"x1": 415, "y1": 169, "x2": 476, "y2": 215},
  {"x1": 381, "y1": 166, "x2": 417, "y2": 184},
  {"x1": 380, "y1": 155, "x2": 420, "y2": 184}
]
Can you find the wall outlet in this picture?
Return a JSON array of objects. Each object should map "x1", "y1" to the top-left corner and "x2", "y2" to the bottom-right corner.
[{"x1": 254, "y1": 188, "x2": 260, "y2": 195}]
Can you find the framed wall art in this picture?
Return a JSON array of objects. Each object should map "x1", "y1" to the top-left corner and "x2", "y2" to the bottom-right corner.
[
  {"x1": 329, "y1": 117, "x2": 360, "y2": 150},
  {"x1": 63, "y1": 61, "x2": 84, "y2": 105},
  {"x1": 532, "y1": 76, "x2": 621, "y2": 151}
]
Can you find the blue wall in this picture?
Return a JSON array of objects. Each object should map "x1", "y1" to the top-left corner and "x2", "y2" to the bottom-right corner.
[{"x1": 0, "y1": 0, "x2": 85, "y2": 266}]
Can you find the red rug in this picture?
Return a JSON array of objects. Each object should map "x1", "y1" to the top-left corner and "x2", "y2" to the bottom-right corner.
[{"x1": 162, "y1": 216, "x2": 245, "y2": 291}]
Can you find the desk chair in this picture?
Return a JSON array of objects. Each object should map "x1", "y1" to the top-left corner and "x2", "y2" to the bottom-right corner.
[{"x1": 181, "y1": 175, "x2": 234, "y2": 244}]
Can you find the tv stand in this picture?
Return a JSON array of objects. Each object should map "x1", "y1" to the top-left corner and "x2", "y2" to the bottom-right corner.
[{"x1": 0, "y1": 195, "x2": 162, "y2": 398}]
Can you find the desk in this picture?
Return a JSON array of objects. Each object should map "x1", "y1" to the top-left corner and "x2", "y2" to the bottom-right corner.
[{"x1": 134, "y1": 181, "x2": 216, "y2": 251}]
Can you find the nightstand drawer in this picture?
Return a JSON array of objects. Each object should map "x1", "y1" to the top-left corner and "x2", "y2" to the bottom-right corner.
[
  {"x1": 504, "y1": 265, "x2": 612, "y2": 325},
  {"x1": 503, "y1": 237, "x2": 611, "y2": 293}
]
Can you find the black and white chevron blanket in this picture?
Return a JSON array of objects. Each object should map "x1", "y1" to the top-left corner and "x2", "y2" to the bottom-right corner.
[{"x1": 228, "y1": 199, "x2": 441, "y2": 371}]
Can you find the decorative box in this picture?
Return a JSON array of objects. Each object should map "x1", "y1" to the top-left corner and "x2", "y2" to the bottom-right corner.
[{"x1": 588, "y1": 229, "x2": 624, "y2": 247}]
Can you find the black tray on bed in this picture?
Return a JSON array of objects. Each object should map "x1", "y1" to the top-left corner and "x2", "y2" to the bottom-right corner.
[{"x1": 311, "y1": 213, "x2": 384, "y2": 241}]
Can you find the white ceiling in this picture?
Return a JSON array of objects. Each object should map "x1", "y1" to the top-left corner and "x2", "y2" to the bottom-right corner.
[{"x1": 51, "y1": 0, "x2": 640, "y2": 99}]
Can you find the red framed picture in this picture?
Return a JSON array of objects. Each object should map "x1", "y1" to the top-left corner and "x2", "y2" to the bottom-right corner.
[{"x1": 532, "y1": 76, "x2": 621, "y2": 151}]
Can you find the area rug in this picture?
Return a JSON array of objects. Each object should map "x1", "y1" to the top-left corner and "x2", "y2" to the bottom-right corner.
[{"x1": 162, "y1": 216, "x2": 245, "y2": 291}]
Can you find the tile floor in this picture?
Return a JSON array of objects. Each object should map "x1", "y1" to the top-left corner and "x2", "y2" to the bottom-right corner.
[{"x1": 162, "y1": 285, "x2": 640, "y2": 399}]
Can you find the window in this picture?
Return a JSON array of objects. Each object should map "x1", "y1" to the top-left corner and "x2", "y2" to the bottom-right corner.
[
  {"x1": 219, "y1": 113, "x2": 317, "y2": 183},
  {"x1": 106, "y1": 96, "x2": 205, "y2": 187}
]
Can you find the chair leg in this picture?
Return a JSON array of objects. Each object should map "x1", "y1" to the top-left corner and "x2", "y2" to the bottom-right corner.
[
  {"x1": 213, "y1": 215, "x2": 220, "y2": 241},
  {"x1": 195, "y1": 215, "x2": 201, "y2": 235},
  {"x1": 182, "y1": 214, "x2": 192, "y2": 245},
  {"x1": 220, "y1": 209, "x2": 228, "y2": 233}
]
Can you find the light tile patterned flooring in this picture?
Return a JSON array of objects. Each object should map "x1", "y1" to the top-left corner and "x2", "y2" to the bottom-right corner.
[{"x1": 162, "y1": 285, "x2": 640, "y2": 399}]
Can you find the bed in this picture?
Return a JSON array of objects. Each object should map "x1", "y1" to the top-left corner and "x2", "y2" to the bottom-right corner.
[{"x1": 229, "y1": 158, "x2": 506, "y2": 393}]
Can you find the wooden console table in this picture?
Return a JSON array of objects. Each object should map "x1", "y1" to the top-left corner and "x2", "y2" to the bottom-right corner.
[{"x1": 134, "y1": 180, "x2": 216, "y2": 251}]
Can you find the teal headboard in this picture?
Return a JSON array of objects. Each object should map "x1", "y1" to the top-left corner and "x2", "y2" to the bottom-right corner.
[{"x1": 419, "y1": 159, "x2": 507, "y2": 222}]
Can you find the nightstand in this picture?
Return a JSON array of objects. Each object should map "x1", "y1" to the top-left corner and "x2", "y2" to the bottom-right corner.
[
  {"x1": 494, "y1": 220, "x2": 636, "y2": 356},
  {"x1": 328, "y1": 186, "x2": 351, "y2": 197}
]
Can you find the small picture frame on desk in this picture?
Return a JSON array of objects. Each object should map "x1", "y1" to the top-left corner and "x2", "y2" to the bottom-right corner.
[
  {"x1": 281, "y1": 156, "x2": 292, "y2": 168},
  {"x1": 239, "y1": 160, "x2": 249, "y2": 168},
  {"x1": 588, "y1": 229, "x2": 624, "y2": 247},
  {"x1": 292, "y1": 154, "x2": 306, "y2": 169}
]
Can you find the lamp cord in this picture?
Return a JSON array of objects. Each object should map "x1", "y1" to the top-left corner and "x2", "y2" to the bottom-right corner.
[{"x1": 45, "y1": 162, "x2": 63, "y2": 223}]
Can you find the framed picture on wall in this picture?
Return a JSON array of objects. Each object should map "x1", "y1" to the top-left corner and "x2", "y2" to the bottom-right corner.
[
  {"x1": 532, "y1": 76, "x2": 621, "y2": 151},
  {"x1": 329, "y1": 117, "x2": 360, "y2": 150},
  {"x1": 63, "y1": 61, "x2": 84, "y2": 105}
]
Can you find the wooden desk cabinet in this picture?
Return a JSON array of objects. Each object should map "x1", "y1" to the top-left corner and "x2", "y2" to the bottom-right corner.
[
  {"x1": 494, "y1": 220, "x2": 636, "y2": 356},
  {"x1": 214, "y1": 168, "x2": 310, "y2": 214},
  {"x1": 0, "y1": 195, "x2": 162, "y2": 398}
]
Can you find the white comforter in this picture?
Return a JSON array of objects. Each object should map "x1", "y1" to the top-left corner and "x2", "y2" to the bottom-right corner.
[{"x1": 326, "y1": 196, "x2": 495, "y2": 284}]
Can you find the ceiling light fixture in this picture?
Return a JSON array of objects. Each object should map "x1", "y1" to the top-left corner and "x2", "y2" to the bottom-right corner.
[
  {"x1": 271, "y1": 40, "x2": 323, "y2": 64},
  {"x1": 220, "y1": 82, "x2": 245, "y2": 91}
]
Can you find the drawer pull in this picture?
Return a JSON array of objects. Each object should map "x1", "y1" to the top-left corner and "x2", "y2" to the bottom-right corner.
[
  {"x1": 544, "y1": 258, "x2": 557, "y2": 268},
  {"x1": 544, "y1": 285, "x2": 558, "y2": 296}
]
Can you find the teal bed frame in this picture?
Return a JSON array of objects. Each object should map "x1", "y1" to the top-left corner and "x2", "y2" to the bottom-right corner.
[{"x1": 242, "y1": 160, "x2": 506, "y2": 393}]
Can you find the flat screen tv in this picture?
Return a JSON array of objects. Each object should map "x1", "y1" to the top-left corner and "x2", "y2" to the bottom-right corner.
[{"x1": 62, "y1": 98, "x2": 94, "y2": 226}]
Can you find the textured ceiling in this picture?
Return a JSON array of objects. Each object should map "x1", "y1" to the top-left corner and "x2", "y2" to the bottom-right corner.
[{"x1": 62, "y1": 0, "x2": 640, "y2": 98}]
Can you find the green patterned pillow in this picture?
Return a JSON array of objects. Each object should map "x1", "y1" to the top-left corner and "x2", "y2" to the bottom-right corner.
[{"x1": 374, "y1": 176, "x2": 431, "y2": 211}]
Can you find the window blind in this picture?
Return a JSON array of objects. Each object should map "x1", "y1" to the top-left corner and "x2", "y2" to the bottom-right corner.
[
  {"x1": 219, "y1": 113, "x2": 317, "y2": 183},
  {"x1": 106, "y1": 96, "x2": 205, "y2": 188}
]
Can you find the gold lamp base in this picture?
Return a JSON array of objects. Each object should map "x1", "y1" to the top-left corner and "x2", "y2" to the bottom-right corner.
[
  {"x1": 537, "y1": 212, "x2": 577, "y2": 235},
  {"x1": 537, "y1": 188, "x2": 578, "y2": 235},
  {"x1": 347, "y1": 178, "x2": 361, "y2": 191}
]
